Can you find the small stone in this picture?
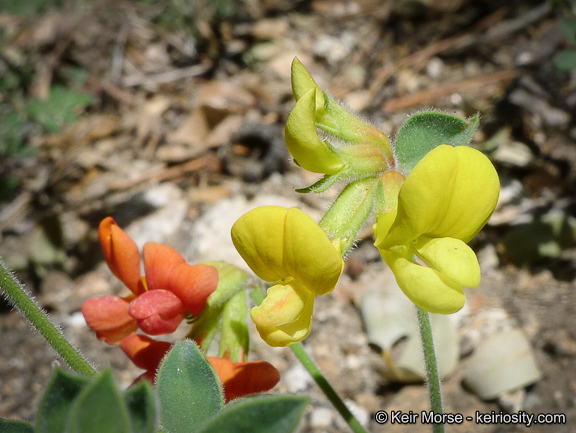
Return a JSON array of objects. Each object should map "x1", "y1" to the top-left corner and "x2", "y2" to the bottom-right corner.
[
  {"x1": 309, "y1": 407, "x2": 334, "y2": 428},
  {"x1": 344, "y1": 399, "x2": 370, "y2": 427},
  {"x1": 498, "y1": 388, "x2": 525, "y2": 413},
  {"x1": 426, "y1": 57, "x2": 444, "y2": 79},
  {"x1": 543, "y1": 329, "x2": 576, "y2": 357},
  {"x1": 284, "y1": 363, "x2": 314, "y2": 393}
]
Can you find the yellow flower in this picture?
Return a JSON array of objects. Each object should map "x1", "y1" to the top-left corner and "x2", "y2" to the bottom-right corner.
[
  {"x1": 374, "y1": 145, "x2": 499, "y2": 314},
  {"x1": 231, "y1": 206, "x2": 344, "y2": 346}
]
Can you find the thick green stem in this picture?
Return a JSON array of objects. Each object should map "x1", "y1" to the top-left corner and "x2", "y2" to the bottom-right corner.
[
  {"x1": 416, "y1": 306, "x2": 445, "y2": 433},
  {"x1": 0, "y1": 260, "x2": 97, "y2": 377},
  {"x1": 290, "y1": 342, "x2": 369, "y2": 433}
]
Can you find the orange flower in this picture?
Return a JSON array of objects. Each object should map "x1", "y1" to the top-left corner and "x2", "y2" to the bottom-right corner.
[
  {"x1": 120, "y1": 335, "x2": 280, "y2": 401},
  {"x1": 120, "y1": 334, "x2": 172, "y2": 384},
  {"x1": 206, "y1": 357, "x2": 280, "y2": 402},
  {"x1": 82, "y1": 217, "x2": 218, "y2": 343},
  {"x1": 81, "y1": 295, "x2": 137, "y2": 344},
  {"x1": 98, "y1": 216, "x2": 144, "y2": 296}
]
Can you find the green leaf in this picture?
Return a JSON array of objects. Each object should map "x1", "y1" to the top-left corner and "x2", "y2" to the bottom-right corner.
[
  {"x1": 25, "y1": 85, "x2": 93, "y2": 132},
  {"x1": 219, "y1": 289, "x2": 248, "y2": 361},
  {"x1": 295, "y1": 174, "x2": 341, "y2": 194},
  {"x1": 0, "y1": 111, "x2": 24, "y2": 158},
  {"x1": 502, "y1": 212, "x2": 576, "y2": 265},
  {"x1": 124, "y1": 381, "x2": 158, "y2": 433},
  {"x1": 36, "y1": 369, "x2": 90, "y2": 433},
  {"x1": 66, "y1": 370, "x2": 131, "y2": 433},
  {"x1": 0, "y1": 418, "x2": 35, "y2": 433},
  {"x1": 559, "y1": 18, "x2": 576, "y2": 46},
  {"x1": 395, "y1": 111, "x2": 479, "y2": 172},
  {"x1": 198, "y1": 395, "x2": 309, "y2": 433},
  {"x1": 554, "y1": 49, "x2": 576, "y2": 72},
  {"x1": 156, "y1": 340, "x2": 224, "y2": 433}
]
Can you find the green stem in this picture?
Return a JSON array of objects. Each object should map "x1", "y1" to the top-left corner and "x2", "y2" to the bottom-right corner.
[
  {"x1": 416, "y1": 306, "x2": 445, "y2": 433},
  {"x1": 0, "y1": 260, "x2": 97, "y2": 377},
  {"x1": 290, "y1": 342, "x2": 369, "y2": 433}
]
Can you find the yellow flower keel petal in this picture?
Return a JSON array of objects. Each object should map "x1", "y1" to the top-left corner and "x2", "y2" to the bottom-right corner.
[
  {"x1": 385, "y1": 252, "x2": 465, "y2": 314},
  {"x1": 252, "y1": 285, "x2": 315, "y2": 347},
  {"x1": 416, "y1": 237, "x2": 481, "y2": 288},
  {"x1": 250, "y1": 283, "x2": 308, "y2": 328}
]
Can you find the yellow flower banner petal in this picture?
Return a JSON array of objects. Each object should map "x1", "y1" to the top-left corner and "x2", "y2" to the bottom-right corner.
[
  {"x1": 231, "y1": 206, "x2": 286, "y2": 283},
  {"x1": 232, "y1": 206, "x2": 343, "y2": 295},
  {"x1": 283, "y1": 208, "x2": 343, "y2": 295},
  {"x1": 381, "y1": 145, "x2": 499, "y2": 248}
]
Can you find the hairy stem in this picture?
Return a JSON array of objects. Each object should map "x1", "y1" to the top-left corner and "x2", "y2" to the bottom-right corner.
[
  {"x1": 0, "y1": 260, "x2": 97, "y2": 377},
  {"x1": 417, "y1": 306, "x2": 445, "y2": 433}
]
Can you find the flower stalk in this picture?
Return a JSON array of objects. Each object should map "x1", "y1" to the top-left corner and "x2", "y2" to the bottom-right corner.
[
  {"x1": 417, "y1": 306, "x2": 445, "y2": 433},
  {"x1": 290, "y1": 342, "x2": 369, "y2": 433}
]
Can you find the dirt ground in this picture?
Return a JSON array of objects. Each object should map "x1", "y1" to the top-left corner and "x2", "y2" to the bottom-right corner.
[{"x1": 1, "y1": 1, "x2": 576, "y2": 432}]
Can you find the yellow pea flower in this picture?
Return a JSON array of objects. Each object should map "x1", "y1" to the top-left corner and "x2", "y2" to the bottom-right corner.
[
  {"x1": 231, "y1": 206, "x2": 344, "y2": 346},
  {"x1": 374, "y1": 145, "x2": 500, "y2": 314}
]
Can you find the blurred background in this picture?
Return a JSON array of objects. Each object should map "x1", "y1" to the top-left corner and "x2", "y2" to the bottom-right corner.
[{"x1": 0, "y1": 0, "x2": 575, "y2": 431}]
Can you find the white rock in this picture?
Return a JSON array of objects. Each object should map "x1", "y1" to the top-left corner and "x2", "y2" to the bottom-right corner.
[
  {"x1": 283, "y1": 363, "x2": 314, "y2": 393},
  {"x1": 310, "y1": 407, "x2": 334, "y2": 428},
  {"x1": 187, "y1": 194, "x2": 307, "y2": 271}
]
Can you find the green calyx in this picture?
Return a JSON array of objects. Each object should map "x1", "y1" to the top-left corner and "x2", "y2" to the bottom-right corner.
[
  {"x1": 319, "y1": 177, "x2": 383, "y2": 255},
  {"x1": 187, "y1": 261, "x2": 251, "y2": 362}
]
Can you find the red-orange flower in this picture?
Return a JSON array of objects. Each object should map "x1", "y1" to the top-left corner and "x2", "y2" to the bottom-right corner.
[
  {"x1": 82, "y1": 217, "x2": 218, "y2": 343},
  {"x1": 120, "y1": 334, "x2": 172, "y2": 384},
  {"x1": 120, "y1": 335, "x2": 280, "y2": 401},
  {"x1": 206, "y1": 356, "x2": 281, "y2": 402},
  {"x1": 81, "y1": 295, "x2": 137, "y2": 343}
]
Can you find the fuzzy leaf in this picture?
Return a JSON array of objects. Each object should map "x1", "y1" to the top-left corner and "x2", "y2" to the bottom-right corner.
[
  {"x1": 66, "y1": 370, "x2": 131, "y2": 433},
  {"x1": 156, "y1": 340, "x2": 224, "y2": 433},
  {"x1": 198, "y1": 395, "x2": 309, "y2": 433},
  {"x1": 124, "y1": 381, "x2": 158, "y2": 433},
  {"x1": 395, "y1": 111, "x2": 479, "y2": 172},
  {"x1": 36, "y1": 369, "x2": 90, "y2": 433}
]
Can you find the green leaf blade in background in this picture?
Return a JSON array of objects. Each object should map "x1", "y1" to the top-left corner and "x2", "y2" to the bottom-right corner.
[
  {"x1": 554, "y1": 49, "x2": 576, "y2": 72},
  {"x1": 198, "y1": 395, "x2": 309, "y2": 433},
  {"x1": 35, "y1": 369, "x2": 90, "y2": 433},
  {"x1": 156, "y1": 340, "x2": 224, "y2": 433},
  {"x1": 25, "y1": 85, "x2": 93, "y2": 133},
  {"x1": 559, "y1": 18, "x2": 576, "y2": 46},
  {"x1": 124, "y1": 381, "x2": 158, "y2": 433},
  {"x1": 0, "y1": 418, "x2": 35, "y2": 433},
  {"x1": 395, "y1": 111, "x2": 479, "y2": 173},
  {"x1": 66, "y1": 370, "x2": 131, "y2": 433}
]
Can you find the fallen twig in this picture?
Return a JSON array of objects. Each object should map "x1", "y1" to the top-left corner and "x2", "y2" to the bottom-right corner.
[
  {"x1": 381, "y1": 69, "x2": 519, "y2": 111},
  {"x1": 369, "y1": 2, "x2": 551, "y2": 100},
  {"x1": 121, "y1": 62, "x2": 212, "y2": 87}
]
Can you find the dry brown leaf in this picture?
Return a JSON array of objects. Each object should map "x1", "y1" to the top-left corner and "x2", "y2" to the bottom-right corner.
[
  {"x1": 122, "y1": 95, "x2": 171, "y2": 142},
  {"x1": 199, "y1": 81, "x2": 256, "y2": 125},
  {"x1": 250, "y1": 18, "x2": 289, "y2": 39},
  {"x1": 167, "y1": 108, "x2": 210, "y2": 147},
  {"x1": 205, "y1": 114, "x2": 244, "y2": 148}
]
